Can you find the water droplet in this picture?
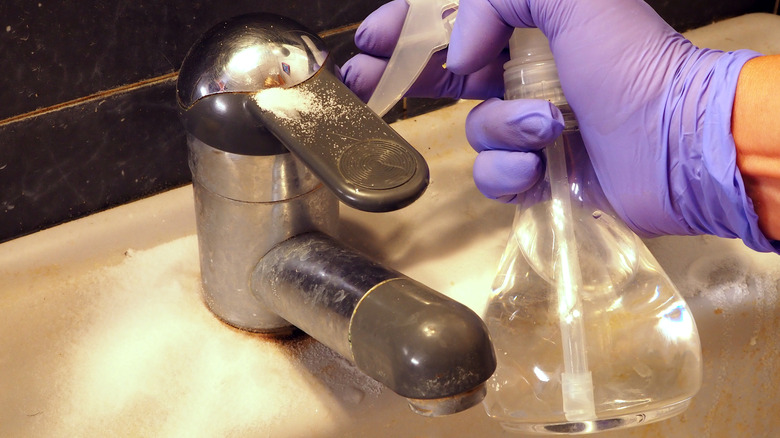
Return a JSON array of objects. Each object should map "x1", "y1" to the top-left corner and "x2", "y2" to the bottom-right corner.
[{"x1": 343, "y1": 385, "x2": 366, "y2": 404}]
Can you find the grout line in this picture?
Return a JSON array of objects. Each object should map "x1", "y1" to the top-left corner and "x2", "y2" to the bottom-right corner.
[
  {"x1": 0, "y1": 72, "x2": 179, "y2": 128},
  {"x1": 318, "y1": 22, "x2": 360, "y2": 38},
  {"x1": 0, "y1": 22, "x2": 361, "y2": 129}
]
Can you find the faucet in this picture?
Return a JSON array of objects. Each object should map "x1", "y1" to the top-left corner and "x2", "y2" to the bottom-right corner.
[{"x1": 176, "y1": 13, "x2": 496, "y2": 416}]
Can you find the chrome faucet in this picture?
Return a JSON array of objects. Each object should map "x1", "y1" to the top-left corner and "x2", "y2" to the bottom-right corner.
[{"x1": 176, "y1": 13, "x2": 496, "y2": 416}]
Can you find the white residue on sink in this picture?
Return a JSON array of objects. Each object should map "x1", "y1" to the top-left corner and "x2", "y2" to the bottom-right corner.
[
  {"x1": 1, "y1": 235, "x2": 382, "y2": 437},
  {"x1": 646, "y1": 236, "x2": 780, "y2": 304}
]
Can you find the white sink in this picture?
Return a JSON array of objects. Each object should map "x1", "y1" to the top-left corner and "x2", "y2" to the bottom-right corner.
[{"x1": 2, "y1": 13, "x2": 779, "y2": 438}]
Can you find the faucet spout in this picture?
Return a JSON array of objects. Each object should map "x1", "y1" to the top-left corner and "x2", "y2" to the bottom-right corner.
[{"x1": 252, "y1": 233, "x2": 496, "y2": 415}]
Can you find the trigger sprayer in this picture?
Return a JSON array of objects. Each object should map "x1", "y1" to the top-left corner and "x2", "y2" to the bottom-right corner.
[{"x1": 366, "y1": 0, "x2": 458, "y2": 116}]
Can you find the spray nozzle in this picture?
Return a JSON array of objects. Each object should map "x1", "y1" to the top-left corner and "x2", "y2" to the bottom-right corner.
[{"x1": 366, "y1": 0, "x2": 459, "y2": 116}]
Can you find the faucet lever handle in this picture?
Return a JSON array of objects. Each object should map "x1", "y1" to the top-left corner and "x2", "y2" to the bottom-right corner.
[{"x1": 250, "y1": 68, "x2": 429, "y2": 212}]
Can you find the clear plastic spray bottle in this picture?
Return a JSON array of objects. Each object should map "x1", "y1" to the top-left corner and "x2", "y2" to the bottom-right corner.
[{"x1": 482, "y1": 28, "x2": 703, "y2": 434}]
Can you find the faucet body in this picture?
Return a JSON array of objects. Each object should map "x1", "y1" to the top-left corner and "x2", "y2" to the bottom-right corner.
[
  {"x1": 177, "y1": 13, "x2": 496, "y2": 416},
  {"x1": 189, "y1": 136, "x2": 337, "y2": 332}
]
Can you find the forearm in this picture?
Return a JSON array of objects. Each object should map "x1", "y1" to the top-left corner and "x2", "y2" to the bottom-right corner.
[{"x1": 732, "y1": 55, "x2": 780, "y2": 240}]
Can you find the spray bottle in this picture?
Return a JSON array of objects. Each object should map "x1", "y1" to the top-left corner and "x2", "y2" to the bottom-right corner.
[
  {"x1": 367, "y1": 4, "x2": 703, "y2": 434},
  {"x1": 483, "y1": 27, "x2": 702, "y2": 434}
]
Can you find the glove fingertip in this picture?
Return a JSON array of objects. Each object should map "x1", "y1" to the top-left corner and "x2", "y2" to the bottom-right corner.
[
  {"x1": 494, "y1": 194, "x2": 518, "y2": 204},
  {"x1": 341, "y1": 55, "x2": 386, "y2": 103},
  {"x1": 447, "y1": 1, "x2": 513, "y2": 75},
  {"x1": 355, "y1": 0, "x2": 408, "y2": 56},
  {"x1": 466, "y1": 99, "x2": 566, "y2": 152},
  {"x1": 473, "y1": 150, "x2": 544, "y2": 200},
  {"x1": 547, "y1": 101, "x2": 565, "y2": 132}
]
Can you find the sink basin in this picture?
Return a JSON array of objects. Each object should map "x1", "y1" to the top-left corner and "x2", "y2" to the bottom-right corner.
[{"x1": 2, "y1": 13, "x2": 779, "y2": 438}]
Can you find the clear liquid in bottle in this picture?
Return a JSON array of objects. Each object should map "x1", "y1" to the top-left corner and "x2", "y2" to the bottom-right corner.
[{"x1": 483, "y1": 131, "x2": 702, "y2": 434}]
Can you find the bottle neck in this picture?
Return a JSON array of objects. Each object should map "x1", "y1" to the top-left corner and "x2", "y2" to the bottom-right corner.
[
  {"x1": 504, "y1": 28, "x2": 578, "y2": 131},
  {"x1": 559, "y1": 104, "x2": 579, "y2": 132}
]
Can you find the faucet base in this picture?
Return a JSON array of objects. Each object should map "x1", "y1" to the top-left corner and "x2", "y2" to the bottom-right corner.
[
  {"x1": 188, "y1": 137, "x2": 338, "y2": 333},
  {"x1": 406, "y1": 384, "x2": 488, "y2": 417},
  {"x1": 205, "y1": 301, "x2": 297, "y2": 336}
]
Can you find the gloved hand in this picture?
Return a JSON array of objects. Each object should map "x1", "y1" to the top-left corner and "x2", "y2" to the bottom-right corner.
[
  {"x1": 341, "y1": 0, "x2": 565, "y2": 202},
  {"x1": 341, "y1": 0, "x2": 507, "y2": 103},
  {"x1": 342, "y1": 0, "x2": 777, "y2": 252}
]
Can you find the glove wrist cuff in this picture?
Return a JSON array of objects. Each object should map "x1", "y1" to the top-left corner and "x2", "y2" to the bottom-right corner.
[{"x1": 676, "y1": 49, "x2": 778, "y2": 252}]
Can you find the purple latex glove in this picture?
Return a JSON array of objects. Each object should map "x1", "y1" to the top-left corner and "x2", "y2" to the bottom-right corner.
[
  {"x1": 342, "y1": 0, "x2": 564, "y2": 199},
  {"x1": 341, "y1": 0, "x2": 508, "y2": 102},
  {"x1": 343, "y1": 0, "x2": 777, "y2": 252}
]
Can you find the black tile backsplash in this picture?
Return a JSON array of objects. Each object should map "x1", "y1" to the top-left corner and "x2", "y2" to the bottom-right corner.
[
  {"x1": 1, "y1": 0, "x2": 385, "y2": 120},
  {"x1": 0, "y1": 78, "x2": 188, "y2": 242},
  {"x1": 653, "y1": 0, "x2": 776, "y2": 32},
  {"x1": 0, "y1": 0, "x2": 777, "y2": 243}
]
